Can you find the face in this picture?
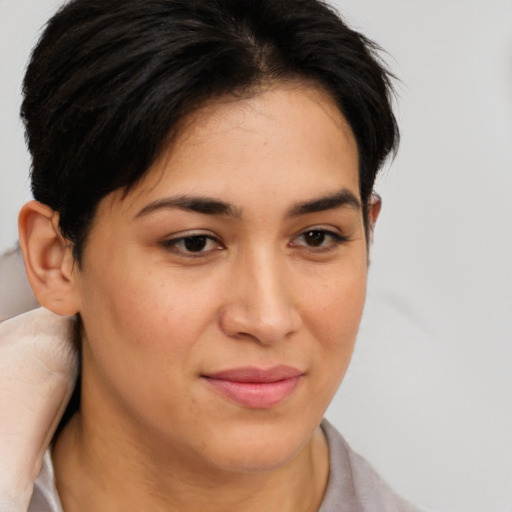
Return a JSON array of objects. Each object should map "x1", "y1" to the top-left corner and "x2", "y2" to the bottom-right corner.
[{"x1": 73, "y1": 84, "x2": 371, "y2": 474}]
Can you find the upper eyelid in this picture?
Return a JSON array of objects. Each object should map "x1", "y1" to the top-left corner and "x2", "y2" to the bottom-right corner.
[
  {"x1": 294, "y1": 230, "x2": 346, "y2": 241},
  {"x1": 160, "y1": 226, "x2": 346, "y2": 241},
  {"x1": 160, "y1": 232, "x2": 223, "y2": 246},
  {"x1": 160, "y1": 229, "x2": 220, "y2": 241},
  {"x1": 159, "y1": 235, "x2": 225, "y2": 258},
  {"x1": 292, "y1": 224, "x2": 346, "y2": 238}
]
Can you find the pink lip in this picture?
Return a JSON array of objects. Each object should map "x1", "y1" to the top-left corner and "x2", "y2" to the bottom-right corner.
[{"x1": 203, "y1": 366, "x2": 303, "y2": 408}]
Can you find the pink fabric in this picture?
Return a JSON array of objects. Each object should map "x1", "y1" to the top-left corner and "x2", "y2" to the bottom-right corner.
[{"x1": 0, "y1": 309, "x2": 78, "y2": 512}]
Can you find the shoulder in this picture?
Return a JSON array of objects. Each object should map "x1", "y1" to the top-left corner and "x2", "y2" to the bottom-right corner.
[{"x1": 319, "y1": 419, "x2": 424, "y2": 512}]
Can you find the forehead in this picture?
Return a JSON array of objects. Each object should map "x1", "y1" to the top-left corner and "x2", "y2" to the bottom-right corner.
[{"x1": 103, "y1": 84, "x2": 360, "y2": 219}]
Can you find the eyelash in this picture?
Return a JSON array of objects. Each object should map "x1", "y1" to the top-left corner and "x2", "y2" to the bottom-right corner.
[
  {"x1": 159, "y1": 228, "x2": 349, "y2": 258},
  {"x1": 289, "y1": 229, "x2": 349, "y2": 253},
  {"x1": 159, "y1": 233, "x2": 224, "y2": 257}
]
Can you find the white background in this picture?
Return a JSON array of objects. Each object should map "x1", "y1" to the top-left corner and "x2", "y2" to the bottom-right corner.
[{"x1": 1, "y1": 1, "x2": 511, "y2": 511}]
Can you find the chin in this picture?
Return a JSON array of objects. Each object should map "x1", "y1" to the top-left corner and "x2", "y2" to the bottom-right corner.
[
  {"x1": 193, "y1": 418, "x2": 316, "y2": 474},
  {"x1": 211, "y1": 445, "x2": 302, "y2": 474}
]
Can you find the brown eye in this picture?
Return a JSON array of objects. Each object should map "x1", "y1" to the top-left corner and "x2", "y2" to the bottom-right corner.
[
  {"x1": 183, "y1": 236, "x2": 208, "y2": 252},
  {"x1": 303, "y1": 230, "x2": 326, "y2": 247},
  {"x1": 290, "y1": 228, "x2": 348, "y2": 252},
  {"x1": 160, "y1": 233, "x2": 224, "y2": 256}
]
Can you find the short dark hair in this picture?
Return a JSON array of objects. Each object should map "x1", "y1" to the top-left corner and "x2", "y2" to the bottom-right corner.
[{"x1": 21, "y1": 0, "x2": 398, "y2": 262}]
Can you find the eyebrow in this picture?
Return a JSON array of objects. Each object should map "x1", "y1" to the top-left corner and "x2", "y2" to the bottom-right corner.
[
  {"x1": 134, "y1": 188, "x2": 361, "y2": 220},
  {"x1": 286, "y1": 189, "x2": 361, "y2": 217},
  {"x1": 134, "y1": 195, "x2": 241, "y2": 219}
]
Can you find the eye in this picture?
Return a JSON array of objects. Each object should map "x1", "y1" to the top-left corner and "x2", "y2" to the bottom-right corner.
[
  {"x1": 290, "y1": 229, "x2": 348, "y2": 251},
  {"x1": 160, "y1": 234, "x2": 224, "y2": 256},
  {"x1": 300, "y1": 230, "x2": 328, "y2": 247}
]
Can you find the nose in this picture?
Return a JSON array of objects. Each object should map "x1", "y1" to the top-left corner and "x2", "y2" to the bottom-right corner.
[{"x1": 219, "y1": 250, "x2": 302, "y2": 345}]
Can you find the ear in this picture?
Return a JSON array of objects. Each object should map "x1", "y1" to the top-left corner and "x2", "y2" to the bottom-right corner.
[
  {"x1": 18, "y1": 201, "x2": 80, "y2": 316},
  {"x1": 367, "y1": 193, "x2": 382, "y2": 244}
]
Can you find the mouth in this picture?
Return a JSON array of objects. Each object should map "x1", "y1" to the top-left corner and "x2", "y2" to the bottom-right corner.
[{"x1": 202, "y1": 366, "x2": 303, "y2": 409}]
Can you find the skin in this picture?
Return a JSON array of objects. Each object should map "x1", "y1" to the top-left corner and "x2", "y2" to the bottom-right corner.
[{"x1": 20, "y1": 83, "x2": 380, "y2": 512}]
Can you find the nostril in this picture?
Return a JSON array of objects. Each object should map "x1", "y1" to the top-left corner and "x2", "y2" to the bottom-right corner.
[{"x1": 218, "y1": 302, "x2": 301, "y2": 345}]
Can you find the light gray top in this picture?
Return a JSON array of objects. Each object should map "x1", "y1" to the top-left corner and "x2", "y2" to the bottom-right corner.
[
  {"x1": 318, "y1": 420, "x2": 422, "y2": 512},
  {"x1": 28, "y1": 420, "x2": 422, "y2": 512}
]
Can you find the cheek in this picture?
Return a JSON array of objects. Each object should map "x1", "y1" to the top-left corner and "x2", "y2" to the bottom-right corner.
[
  {"x1": 304, "y1": 257, "x2": 367, "y2": 342},
  {"x1": 80, "y1": 264, "x2": 212, "y2": 356},
  {"x1": 77, "y1": 246, "x2": 230, "y2": 393},
  {"x1": 76, "y1": 261, "x2": 223, "y2": 430},
  {"x1": 301, "y1": 260, "x2": 367, "y2": 396}
]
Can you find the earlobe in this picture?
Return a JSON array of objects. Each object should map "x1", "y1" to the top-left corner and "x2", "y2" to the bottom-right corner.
[{"x1": 18, "y1": 200, "x2": 80, "y2": 316}]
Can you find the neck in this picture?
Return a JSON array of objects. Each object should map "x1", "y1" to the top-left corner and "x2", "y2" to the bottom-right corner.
[{"x1": 52, "y1": 410, "x2": 329, "y2": 512}]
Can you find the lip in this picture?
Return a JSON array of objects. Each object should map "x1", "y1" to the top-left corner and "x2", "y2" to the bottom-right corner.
[{"x1": 202, "y1": 365, "x2": 303, "y2": 409}]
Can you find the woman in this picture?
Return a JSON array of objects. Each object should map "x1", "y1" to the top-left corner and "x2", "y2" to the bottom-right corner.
[{"x1": 4, "y1": 0, "x2": 422, "y2": 510}]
